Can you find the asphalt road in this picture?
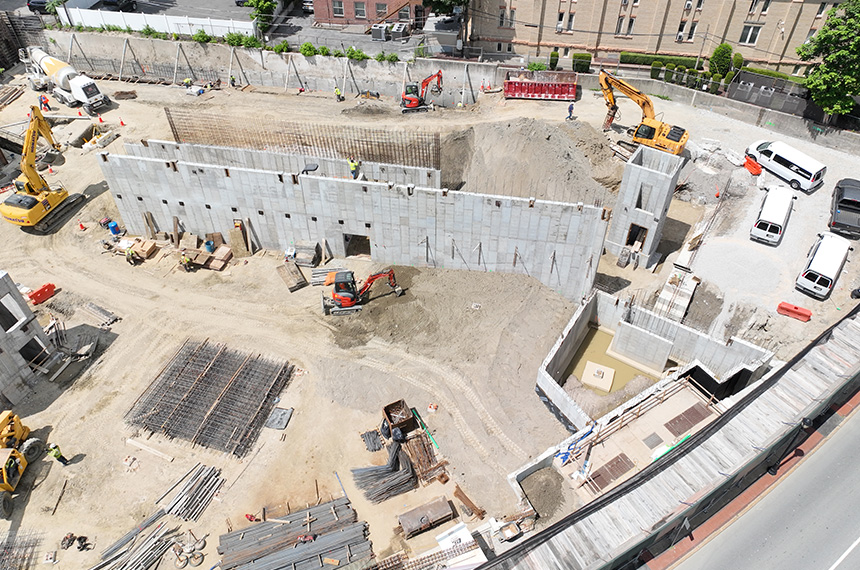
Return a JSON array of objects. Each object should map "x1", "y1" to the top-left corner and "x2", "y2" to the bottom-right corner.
[{"x1": 677, "y1": 413, "x2": 860, "y2": 570}]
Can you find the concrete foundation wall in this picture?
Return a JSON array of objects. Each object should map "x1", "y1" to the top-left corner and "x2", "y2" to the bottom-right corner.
[
  {"x1": 610, "y1": 321, "x2": 673, "y2": 373},
  {"x1": 0, "y1": 271, "x2": 52, "y2": 404},
  {"x1": 606, "y1": 146, "x2": 683, "y2": 268},
  {"x1": 100, "y1": 143, "x2": 608, "y2": 301}
]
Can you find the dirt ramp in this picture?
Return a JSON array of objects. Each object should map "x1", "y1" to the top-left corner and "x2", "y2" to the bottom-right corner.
[{"x1": 441, "y1": 118, "x2": 622, "y2": 204}]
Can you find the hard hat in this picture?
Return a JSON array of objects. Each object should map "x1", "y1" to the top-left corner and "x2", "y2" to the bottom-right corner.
[{"x1": 48, "y1": 443, "x2": 56, "y2": 448}]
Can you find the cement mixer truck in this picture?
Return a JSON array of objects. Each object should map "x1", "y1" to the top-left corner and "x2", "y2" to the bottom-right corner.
[{"x1": 19, "y1": 47, "x2": 110, "y2": 116}]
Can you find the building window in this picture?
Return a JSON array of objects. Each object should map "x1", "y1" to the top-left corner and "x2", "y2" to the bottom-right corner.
[
  {"x1": 509, "y1": 9, "x2": 515, "y2": 25},
  {"x1": 696, "y1": 0, "x2": 703, "y2": 8},
  {"x1": 333, "y1": 0, "x2": 344, "y2": 16},
  {"x1": 557, "y1": 12, "x2": 564, "y2": 31},
  {"x1": 500, "y1": 9, "x2": 506, "y2": 26},
  {"x1": 398, "y1": 5, "x2": 409, "y2": 19},
  {"x1": 626, "y1": 16, "x2": 635, "y2": 35},
  {"x1": 497, "y1": 42, "x2": 503, "y2": 51},
  {"x1": 761, "y1": 0, "x2": 770, "y2": 12},
  {"x1": 792, "y1": 65, "x2": 802, "y2": 75},
  {"x1": 633, "y1": 0, "x2": 639, "y2": 5},
  {"x1": 816, "y1": 2, "x2": 826, "y2": 16},
  {"x1": 507, "y1": 43, "x2": 513, "y2": 52},
  {"x1": 355, "y1": 1, "x2": 365, "y2": 17},
  {"x1": 566, "y1": 12, "x2": 574, "y2": 30},
  {"x1": 376, "y1": 2, "x2": 387, "y2": 17},
  {"x1": 748, "y1": 0, "x2": 758, "y2": 12},
  {"x1": 621, "y1": 0, "x2": 628, "y2": 5},
  {"x1": 678, "y1": 20, "x2": 686, "y2": 34},
  {"x1": 739, "y1": 24, "x2": 761, "y2": 44},
  {"x1": 563, "y1": 47, "x2": 570, "y2": 56},
  {"x1": 805, "y1": 28, "x2": 816, "y2": 43},
  {"x1": 687, "y1": 20, "x2": 697, "y2": 39},
  {"x1": 615, "y1": 16, "x2": 625, "y2": 34}
]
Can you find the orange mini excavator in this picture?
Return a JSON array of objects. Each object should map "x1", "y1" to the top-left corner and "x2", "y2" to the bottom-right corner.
[
  {"x1": 400, "y1": 70, "x2": 442, "y2": 113},
  {"x1": 322, "y1": 269, "x2": 404, "y2": 315}
]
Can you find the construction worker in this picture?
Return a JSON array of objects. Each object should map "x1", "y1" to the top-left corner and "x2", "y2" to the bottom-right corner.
[
  {"x1": 334, "y1": 86, "x2": 344, "y2": 102},
  {"x1": 48, "y1": 443, "x2": 69, "y2": 466},
  {"x1": 39, "y1": 94, "x2": 51, "y2": 111},
  {"x1": 180, "y1": 252, "x2": 194, "y2": 272},
  {"x1": 183, "y1": 77, "x2": 193, "y2": 88},
  {"x1": 229, "y1": 75, "x2": 237, "y2": 87},
  {"x1": 567, "y1": 102, "x2": 575, "y2": 120},
  {"x1": 348, "y1": 156, "x2": 359, "y2": 180},
  {"x1": 125, "y1": 247, "x2": 139, "y2": 266}
]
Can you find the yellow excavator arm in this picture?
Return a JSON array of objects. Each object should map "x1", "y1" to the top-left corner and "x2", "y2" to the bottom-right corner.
[
  {"x1": 18, "y1": 106, "x2": 61, "y2": 196},
  {"x1": 598, "y1": 68, "x2": 656, "y2": 122}
]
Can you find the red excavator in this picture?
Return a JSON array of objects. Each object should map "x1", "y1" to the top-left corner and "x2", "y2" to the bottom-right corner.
[
  {"x1": 400, "y1": 70, "x2": 442, "y2": 113},
  {"x1": 322, "y1": 269, "x2": 404, "y2": 315}
]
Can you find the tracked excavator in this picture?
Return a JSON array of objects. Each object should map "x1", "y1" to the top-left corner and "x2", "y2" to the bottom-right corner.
[
  {"x1": 598, "y1": 69, "x2": 688, "y2": 156},
  {"x1": 322, "y1": 269, "x2": 404, "y2": 315},
  {"x1": 401, "y1": 70, "x2": 443, "y2": 113},
  {"x1": 0, "y1": 106, "x2": 85, "y2": 233}
]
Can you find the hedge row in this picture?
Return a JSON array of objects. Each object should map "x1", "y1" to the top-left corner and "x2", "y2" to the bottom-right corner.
[
  {"x1": 572, "y1": 53, "x2": 591, "y2": 72},
  {"x1": 620, "y1": 52, "x2": 704, "y2": 70}
]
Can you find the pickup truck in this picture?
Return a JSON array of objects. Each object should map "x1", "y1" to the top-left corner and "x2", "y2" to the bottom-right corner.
[{"x1": 829, "y1": 178, "x2": 860, "y2": 239}]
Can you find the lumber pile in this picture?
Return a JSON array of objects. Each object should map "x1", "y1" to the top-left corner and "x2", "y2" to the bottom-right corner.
[
  {"x1": 311, "y1": 267, "x2": 346, "y2": 286},
  {"x1": 351, "y1": 442, "x2": 417, "y2": 503},
  {"x1": 276, "y1": 261, "x2": 308, "y2": 292},
  {"x1": 404, "y1": 431, "x2": 448, "y2": 484},
  {"x1": 217, "y1": 498, "x2": 371, "y2": 570},
  {"x1": 291, "y1": 241, "x2": 322, "y2": 267}
]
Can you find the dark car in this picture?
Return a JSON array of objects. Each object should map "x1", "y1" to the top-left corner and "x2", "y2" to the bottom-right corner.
[
  {"x1": 102, "y1": 0, "x2": 138, "y2": 10},
  {"x1": 27, "y1": 0, "x2": 50, "y2": 14},
  {"x1": 236, "y1": 0, "x2": 250, "y2": 5},
  {"x1": 830, "y1": 178, "x2": 860, "y2": 239}
]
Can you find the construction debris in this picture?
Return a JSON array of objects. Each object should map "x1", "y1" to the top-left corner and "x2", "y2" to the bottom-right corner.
[
  {"x1": 311, "y1": 267, "x2": 346, "y2": 286},
  {"x1": 218, "y1": 498, "x2": 370, "y2": 570},
  {"x1": 351, "y1": 442, "x2": 418, "y2": 503},
  {"x1": 0, "y1": 86, "x2": 24, "y2": 111},
  {"x1": 361, "y1": 429, "x2": 383, "y2": 452},
  {"x1": 125, "y1": 339, "x2": 293, "y2": 456}
]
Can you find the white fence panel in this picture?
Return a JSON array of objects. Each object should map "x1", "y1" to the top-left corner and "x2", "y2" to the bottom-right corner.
[{"x1": 58, "y1": 8, "x2": 256, "y2": 37}]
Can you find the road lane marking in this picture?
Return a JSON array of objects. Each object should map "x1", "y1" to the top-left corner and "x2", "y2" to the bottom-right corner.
[{"x1": 827, "y1": 533, "x2": 860, "y2": 570}]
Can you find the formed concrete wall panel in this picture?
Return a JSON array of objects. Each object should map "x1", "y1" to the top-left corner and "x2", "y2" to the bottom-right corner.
[{"x1": 610, "y1": 321, "x2": 673, "y2": 373}]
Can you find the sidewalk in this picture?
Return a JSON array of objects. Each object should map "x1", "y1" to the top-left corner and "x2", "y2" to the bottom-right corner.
[{"x1": 641, "y1": 388, "x2": 860, "y2": 570}]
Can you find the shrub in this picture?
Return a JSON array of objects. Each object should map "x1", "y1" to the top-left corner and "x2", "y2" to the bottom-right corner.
[
  {"x1": 141, "y1": 25, "x2": 158, "y2": 37},
  {"x1": 248, "y1": 0, "x2": 277, "y2": 32},
  {"x1": 685, "y1": 69, "x2": 699, "y2": 88},
  {"x1": 317, "y1": 45, "x2": 330, "y2": 56},
  {"x1": 724, "y1": 70, "x2": 736, "y2": 85},
  {"x1": 675, "y1": 65, "x2": 687, "y2": 84},
  {"x1": 124, "y1": 26, "x2": 133, "y2": 34},
  {"x1": 273, "y1": 40, "x2": 291, "y2": 54},
  {"x1": 386, "y1": 53, "x2": 399, "y2": 63},
  {"x1": 650, "y1": 61, "x2": 663, "y2": 79},
  {"x1": 225, "y1": 32, "x2": 245, "y2": 46},
  {"x1": 300, "y1": 42, "x2": 318, "y2": 56},
  {"x1": 664, "y1": 63, "x2": 675, "y2": 82},
  {"x1": 527, "y1": 62, "x2": 547, "y2": 71},
  {"x1": 709, "y1": 73, "x2": 722, "y2": 94},
  {"x1": 333, "y1": 49, "x2": 345, "y2": 57},
  {"x1": 620, "y1": 52, "x2": 702, "y2": 69},
  {"x1": 741, "y1": 66, "x2": 803, "y2": 83},
  {"x1": 242, "y1": 35, "x2": 262, "y2": 48},
  {"x1": 549, "y1": 50, "x2": 559, "y2": 70},
  {"x1": 571, "y1": 53, "x2": 591, "y2": 73},
  {"x1": 346, "y1": 47, "x2": 369, "y2": 60},
  {"x1": 732, "y1": 52, "x2": 744, "y2": 70},
  {"x1": 374, "y1": 51, "x2": 386, "y2": 62},
  {"x1": 192, "y1": 29, "x2": 212, "y2": 43},
  {"x1": 709, "y1": 43, "x2": 732, "y2": 76}
]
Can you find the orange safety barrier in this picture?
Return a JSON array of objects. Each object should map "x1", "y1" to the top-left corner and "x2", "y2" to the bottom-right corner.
[
  {"x1": 777, "y1": 301, "x2": 812, "y2": 322},
  {"x1": 745, "y1": 156, "x2": 763, "y2": 175},
  {"x1": 28, "y1": 283, "x2": 56, "y2": 305},
  {"x1": 503, "y1": 80, "x2": 578, "y2": 100}
]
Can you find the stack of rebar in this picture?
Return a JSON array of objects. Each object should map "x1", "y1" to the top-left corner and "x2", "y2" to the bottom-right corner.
[
  {"x1": 361, "y1": 430, "x2": 383, "y2": 452},
  {"x1": 91, "y1": 521, "x2": 180, "y2": 570},
  {"x1": 0, "y1": 529, "x2": 42, "y2": 570},
  {"x1": 403, "y1": 432, "x2": 448, "y2": 483},
  {"x1": 351, "y1": 443, "x2": 418, "y2": 504},
  {"x1": 99, "y1": 510, "x2": 166, "y2": 562},
  {"x1": 164, "y1": 464, "x2": 224, "y2": 521},
  {"x1": 218, "y1": 498, "x2": 368, "y2": 570},
  {"x1": 125, "y1": 339, "x2": 293, "y2": 457}
]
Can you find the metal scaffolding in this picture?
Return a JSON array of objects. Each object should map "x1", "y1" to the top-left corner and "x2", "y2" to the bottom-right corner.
[
  {"x1": 164, "y1": 108, "x2": 441, "y2": 170},
  {"x1": 125, "y1": 339, "x2": 293, "y2": 457}
]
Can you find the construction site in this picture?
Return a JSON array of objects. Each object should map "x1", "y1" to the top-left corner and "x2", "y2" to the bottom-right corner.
[{"x1": 0, "y1": 22, "x2": 859, "y2": 570}]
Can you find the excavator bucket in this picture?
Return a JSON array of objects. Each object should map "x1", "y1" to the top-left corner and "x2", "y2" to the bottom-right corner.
[{"x1": 394, "y1": 286, "x2": 404, "y2": 296}]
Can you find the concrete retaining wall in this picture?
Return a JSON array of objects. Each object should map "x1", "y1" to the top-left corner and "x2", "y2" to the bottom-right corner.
[
  {"x1": 610, "y1": 321, "x2": 673, "y2": 373},
  {"x1": 100, "y1": 142, "x2": 608, "y2": 302}
]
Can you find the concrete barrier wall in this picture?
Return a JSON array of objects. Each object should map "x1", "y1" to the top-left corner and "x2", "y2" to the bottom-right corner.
[
  {"x1": 576, "y1": 73, "x2": 860, "y2": 155},
  {"x1": 99, "y1": 143, "x2": 607, "y2": 302},
  {"x1": 610, "y1": 321, "x2": 673, "y2": 373}
]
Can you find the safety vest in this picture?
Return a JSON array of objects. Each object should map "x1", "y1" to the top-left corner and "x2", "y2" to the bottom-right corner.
[
  {"x1": 48, "y1": 446, "x2": 61, "y2": 459},
  {"x1": 335, "y1": 87, "x2": 342, "y2": 96},
  {"x1": 348, "y1": 160, "x2": 358, "y2": 172}
]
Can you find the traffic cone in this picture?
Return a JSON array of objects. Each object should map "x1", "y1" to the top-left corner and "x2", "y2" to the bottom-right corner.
[
  {"x1": 98, "y1": 114, "x2": 104, "y2": 123},
  {"x1": 48, "y1": 166, "x2": 53, "y2": 174},
  {"x1": 78, "y1": 220, "x2": 86, "y2": 231},
  {"x1": 119, "y1": 117, "x2": 125, "y2": 126},
  {"x1": 480, "y1": 80, "x2": 485, "y2": 91},
  {"x1": 715, "y1": 192, "x2": 720, "y2": 198},
  {"x1": 78, "y1": 109, "x2": 82, "y2": 116}
]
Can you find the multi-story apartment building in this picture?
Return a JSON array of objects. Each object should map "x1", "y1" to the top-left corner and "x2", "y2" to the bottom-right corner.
[
  {"x1": 312, "y1": 0, "x2": 427, "y2": 28},
  {"x1": 469, "y1": 0, "x2": 839, "y2": 72}
]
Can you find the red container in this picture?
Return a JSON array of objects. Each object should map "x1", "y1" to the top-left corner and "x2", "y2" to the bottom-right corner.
[
  {"x1": 28, "y1": 283, "x2": 56, "y2": 305},
  {"x1": 777, "y1": 301, "x2": 811, "y2": 322}
]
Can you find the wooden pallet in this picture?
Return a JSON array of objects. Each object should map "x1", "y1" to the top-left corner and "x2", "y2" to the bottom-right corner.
[{"x1": 277, "y1": 261, "x2": 308, "y2": 292}]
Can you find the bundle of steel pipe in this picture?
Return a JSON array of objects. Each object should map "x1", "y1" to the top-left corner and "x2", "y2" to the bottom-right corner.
[
  {"x1": 225, "y1": 522, "x2": 371, "y2": 570},
  {"x1": 218, "y1": 498, "x2": 357, "y2": 569},
  {"x1": 165, "y1": 464, "x2": 224, "y2": 521},
  {"x1": 106, "y1": 521, "x2": 179, "y2": 570},
  {"x1": 100, "y1": 509, "x2": 166, "y2": 560},
  {"x1": 351, "y1": 443, "x2": 417, "y2": 504}
]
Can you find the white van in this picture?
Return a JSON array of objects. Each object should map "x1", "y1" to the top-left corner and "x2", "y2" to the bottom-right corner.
[
  {"x1": 750, "y1": 185, "x2": 796, "y2": 245},
  {"x1": 795, "y1": 233, "x2": 852, "y2": 299},
  {"x1": 746, "y1": 140, "x2": 827, "y2": 192}
]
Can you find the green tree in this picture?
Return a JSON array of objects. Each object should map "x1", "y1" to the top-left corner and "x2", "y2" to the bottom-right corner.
[
  {"x1": 248, "y1": 0, "x2": 277, "y2": 32},
  {"x1": 422, "y1": 0, "x2": 467, "y2": 15},
  {"x1": 46, "y1": 0, "x2": 67, "y2": 15},
  {"x1": 731, "y1": 52, "x2": 744, "y2": 69},
  {"x1": 797, "y1": 0, "x2": 860, "y2": 114},
  {"x1": 549, "y1": 50, "x2": 559, "y2": 70},
  {"x1": 709, "y1": 43, "x2": 732, "y2": 76}
]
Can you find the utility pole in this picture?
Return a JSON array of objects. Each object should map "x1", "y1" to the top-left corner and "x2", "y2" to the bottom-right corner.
[{"x1": 694, "y1": 24, "x2": 710, "y2": 72}]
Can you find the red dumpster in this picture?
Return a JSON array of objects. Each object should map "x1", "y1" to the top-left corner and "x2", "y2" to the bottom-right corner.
[{"x1": 28, "y1": 283, "x2": 56, "y2": 305}]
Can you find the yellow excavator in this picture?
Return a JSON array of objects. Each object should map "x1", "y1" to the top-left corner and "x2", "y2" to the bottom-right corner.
[
  {"x1": 598, "y1": 69, "x2": 688, "y2": 156},
  {"x1": 0, "y1": 106, "x2": 85, "y2": 233}
]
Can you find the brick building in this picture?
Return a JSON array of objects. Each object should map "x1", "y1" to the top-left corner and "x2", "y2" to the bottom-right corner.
[
  {"x1": 312, "y1": 0, "x2": 428, "y2": 29},
  {"x1": 469, "y1": 0, "x2": 839, "y2": 72}
]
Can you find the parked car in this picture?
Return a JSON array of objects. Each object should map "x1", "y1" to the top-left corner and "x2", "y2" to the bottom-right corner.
[
  {"x1": 27, "y1": 0, "x2": 50, "y2": 14},
  {"x1": 829, "y1": 179, "x2": 860, "y2": 239},
  {"x1": 303, "y1": 0, "x2": 315, "y2": 13},
  {"x1": 102, "y1": 0, "x2": 138, "y2": 10},
  {"x1": 236, "y1": 0, "x2": 250, "y2": 6}
]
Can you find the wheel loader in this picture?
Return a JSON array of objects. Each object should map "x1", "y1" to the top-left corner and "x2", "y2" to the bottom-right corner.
[{"x1": 0, "y1": 411, "x2": 45, "y2": 519}]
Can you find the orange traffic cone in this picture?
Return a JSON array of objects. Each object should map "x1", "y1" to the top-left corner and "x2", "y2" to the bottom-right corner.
[
  {"x1": 98, "y1": 114, "x2": 104, "y2": 123},
  {"x1": 119, "y1": 117, "x2": 125, "y2": 126},
  {"x1": 480, "y1": 80, "x2": 485, "y2": 91},
  {"x1": 78, "y1": 109, "x2": 82, "y2": 116},
  {"x1": 78, "y1": 220, "x2": 86, "y2": 231},
  {"x1": 715, "y1": 192, "x2": 720, "y2": 198},
  {"x1": 48, "y1": 166, "x2": 53, "y2": 174}
]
